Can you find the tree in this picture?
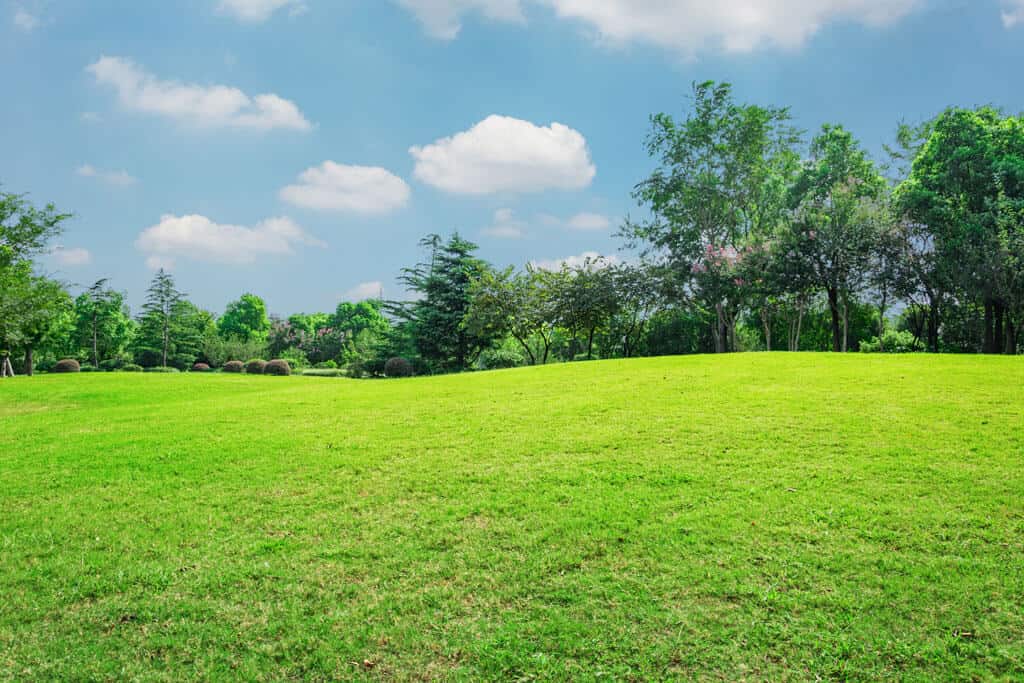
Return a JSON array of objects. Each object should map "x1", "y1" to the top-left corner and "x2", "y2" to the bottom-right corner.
[
  {"x1": 0, "y1": 267, "x2": 71, "y2": 375},
  {"x1": 624, "y1": 81, "x2": 800, "y2": 352},
  {"x1": 786, "y1": 124, "x2": 888, "y2": 352},
  {"x1": 465, "y1": 266, "x2": 557, "y2": 366},
  {"x1": 545, "y1": 258, "x2": 619, "y2": 360},
  {"x1": 394, "y1": 233, "x2": 496, "y2": 372},
  {"x1": 0, "y1": 190, "x2": 71, "y2": 271},
  {"x1": 898, "y1": 107, "x2": 1024, "y2": 353},
  {"x1": 218, "y1": 293, "x2": 270, "y2": 343},
  {"x1": 139, "y1": 269, "x2": 183, "y2": 367},
  {"x1": 75, "y1": 279, "x2": 133, "y2": 367},
  {"x1": 608, "y1": 264, "x2": 662, "y2": 358}
]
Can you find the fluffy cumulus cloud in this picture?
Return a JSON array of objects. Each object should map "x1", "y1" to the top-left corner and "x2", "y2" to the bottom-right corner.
[
  {"x1": 410, "y1": 115, "x2": 595, "y2": 195},
  {"x1": 396, "y1": 0, "x2": 923, "y2": 54},
  {"x1": 1003, "y1": 0, "x2": 1024, "y2": 27},
  {"x1": 136, "y1": 214, "x2": 324, "y2": 268},
  {"x1": 566, "y1": 212, "x2": 611, "y2": 231},
  {"x1": 481, "y1": 208, "x2": 526, "y2": 239},
  {"x1": 76, "y1": 164, "x2": 138, "y2": 187},
  {"x1": 531, "y1": 250, "x2": 619, "y2": 271},
  {"x1": 218, "y1": 0, "x2": 306, "y2": 22},
  {"x1": 393, "y1": 0, "x2": 524, "y2": 39},
  {"x1": 279, "y1": 162, "x2": 411, "y2": 214},
  {"x1": 51, "y1": 246, "x2": 92, "y2": 267},
  {"x1": 87, "y1": 56, "x2": 311, "y2": 131},
  {"x1": 342, "y1": 281, "x2": 384, "y2": 301}
]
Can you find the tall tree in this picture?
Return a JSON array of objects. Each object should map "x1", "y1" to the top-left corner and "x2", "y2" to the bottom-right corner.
[
  {"x1": 218, "y1": 293, "x2": 271, "y2": 343},
  {"x1": 140, "y1": 269, "x2": 183, "y2": 367},
  {"x1": 395, "y1": 233, "x2": 496, "y2": 372},
  {"x1": 624, "y1": 81, "x2": 800, "y2": 352},
  {"x1": 786, "y1": 124, "x2": 888, "y2": 352},
  {"x1": 465, "y1": 266, "x2": 555, "y2": 365},
  {"x1": 75, "y1": 279, "x2": 133, "y2": 367}
]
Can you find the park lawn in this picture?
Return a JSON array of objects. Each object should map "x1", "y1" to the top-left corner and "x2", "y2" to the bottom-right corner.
[{"x1": 1, "y1": 354, "x2": 1022, "y2": 681}]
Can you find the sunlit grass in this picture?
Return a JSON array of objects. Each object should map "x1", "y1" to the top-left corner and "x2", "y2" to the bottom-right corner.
[{"x1": 1, "y1": 354, "x2": 1022, "y2": 680}]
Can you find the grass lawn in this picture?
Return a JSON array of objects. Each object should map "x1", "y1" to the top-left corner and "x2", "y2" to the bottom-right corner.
[{"x1": 1, "y1": 354, "x2": 1023, "y2": 681}]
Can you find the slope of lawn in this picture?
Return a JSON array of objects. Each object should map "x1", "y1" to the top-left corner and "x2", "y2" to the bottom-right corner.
[{"x1": 1, "y1": 354, "x2": 1023, "y2": 681}]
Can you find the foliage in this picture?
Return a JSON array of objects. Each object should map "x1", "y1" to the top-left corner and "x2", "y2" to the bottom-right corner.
[
  {"x1": 384, "y1": 356, "x2": 413, "y2": 378},
  {"x1": 861, "y1": 329, "x2": 924, "y2": 353},
  {"x1": 144, "y1": 366, "x2": 180, "y2": 373},
  {"x1": 201, "y1": 335, "x2": 266, "y2": 368},
  {"x1": 53, "y1": 358, "x2": 80, "y2": 373},
  {"x1": 217, "y1": 293, "x2": 270, "y2": 343},
  {"x1": 478, "y1": 345, "x2": 525, "y2": 370},
  {"x1": 74, "y1": 280, "x2": 134, "y2": 368},
  {"x1": 0, "y1": 190, "x2": 70, "y2": 270},
  {"x1": 264, "y1": 359, "x2": 292, "y2": 376},
  {"x1": 121, "y1": 364, "x2": 143, "y2": 372},
  {"x1": 301, "y1": 368, "x2": 346, "y2": 377}
]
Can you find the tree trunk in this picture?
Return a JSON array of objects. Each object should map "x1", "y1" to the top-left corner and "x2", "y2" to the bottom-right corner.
[
  {"x1": 162, "y1": 316, "x2": 169, "y2": 367},
  {"x1": 1005, "y1": 314, "x2": 1018, "y2": 355},
  {"x1": 994, "y1": 302, "x2": 1005, "y2": 354},
  {"x1": 586, "y1": 327, "x2": 595, "y2": 360},
  {"x1": 841, "y1": 298, "x2": 849, "y2": 353},
  {"x1": 984, "y1": 299, "x2": 995, "y2": 354},
  {"x1": 24, "y1": 346, "x2": 34, "y2": 376},
  {"x1": 513, "y1": 334, "x2": 536, "y2": 365},
  {"x1": 877, "y1": 292, "x2": 888, "y2": 353},
  {"x1": 762, "y1": 308, "x2": 772, "y2": 352},
  {"x1": 927, "y1": 301, "x2": 940, "y2": 353},
  {"x1": 1, "y1": 355, "x2": 12, "y2": 378},
  {"x1": 714, "y1": 303, "x2": 727, "y2": 354},
  {"x1": 827, "y1": 288, "x2": 842, "y2": 352},
  {"x1": 92, "y1": 311, "x2": 99, "y2": 367}
]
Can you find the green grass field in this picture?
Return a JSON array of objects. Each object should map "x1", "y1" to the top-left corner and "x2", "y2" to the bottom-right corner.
[{"x1": 2, "y1": 355, "x2": 1023, "y2": 681}]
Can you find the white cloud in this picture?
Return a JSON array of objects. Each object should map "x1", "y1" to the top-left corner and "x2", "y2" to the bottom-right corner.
[
  {"x1": 481, "y1": 208, "x2": 526, "y2": 239},
  {"x1": 218, "y1": 0, "x2": 306, "y2": 22},
  {"x1": 531, "y1": 250, "x2": 619, "y2": 271},
  {"x1": 136, "y1": 214, "x2": 324, "y2": 267},
  {"x1": 1003, "y1": 0, "x2": 1024, "y2": 27},
  {"x1": 76, "y1": 164, "x2": 138, "y2": 187},
  {"x1": 87, "y1": 56, "x2": 312, "y2": 132},
  {"x1": 13, "y1": 7, "x2": 38, "y2": 31},
  {"x1": 279, "y1": 161, "x2": 411, "y2": 214},
  {"x1": 51, "y1": 246, "x2": 92, "y2": 267},
  {"x1": 410, "y1": 115, "x2": 595, "y2": 195},
  {"x1": 396, "y1": 0, "x2": 922, "y2": 55},
  {"x1": 394, "y1": 0, "x2": 524, "y2": 39},
  {"x1": 341, "y1": 281, "x2": 384, "y2": 301},
  {"x1": 566, "y1": 212, "x2": 611, "y2": 231},
  {"x1": 80, "y1": 111, "x2": 102, "y2": 123}
]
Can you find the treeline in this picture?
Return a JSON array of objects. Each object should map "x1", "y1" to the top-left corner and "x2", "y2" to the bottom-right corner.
[{"x1": 2, "y1": 81, "x2": 1022, "y2": 377}]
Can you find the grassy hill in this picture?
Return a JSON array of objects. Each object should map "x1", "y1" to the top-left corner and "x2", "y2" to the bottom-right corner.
[{"x1": 1, "y1": 354, "x2": 1022, "y2": 680}]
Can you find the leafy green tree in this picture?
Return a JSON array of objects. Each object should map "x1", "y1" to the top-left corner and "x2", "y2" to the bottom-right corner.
[
  {"x1": 218, "y1": 293, "x2": 270, "y2": 343},
  {"x1": 332, "y1": 300, "x2": 388, "y2": 338},
  {"x1": 898, "y1": 107, "x2": 1024, "y2": 353},
  {"x1": 74, "y1": 279, "x2": 134, "y2": 367},
  {"x1": 0, "y1": 272, "x2": 71, "y2": 375},
  {"x1": 394, "y1": 233, "x2": 496, "y2": 372},
  {"x1": 624, "y1": 81, "x2": 799, "y2": 352},
  {"x1": 0, "y1": 190, "x2": 71, "y2": 271},
  {"x1": 465, "y1": 267, "x2": 555, "y2": 365},
  {"x1": 785, "y1": 124, "x2": 888, "y2": 352}
]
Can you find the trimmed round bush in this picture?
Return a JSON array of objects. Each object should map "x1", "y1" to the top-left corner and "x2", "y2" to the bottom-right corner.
[
  {"x1": 246, "y1": 359, "x2": 267, "y2": 374},
  {"x1": 122, "y1": 364, "x2": 143, "y2": 372},
  {"x1": 384, "y1": 357, "x2": 413, "y2": 378},
  {"x1": 264, "y1": 359, "x2": 292, "y2": 376},
  {"x1": 145, "y1": 366, "x2": 180, "y2": 373},
  {"x1": 191, "y1": 362, "x2": 212, "y2": 373},
  {"x1": 223, "y1": 360, "x2": 244, "y2": 373},
  {"x1": 53, "y1": 359, "x2": 81, "y2": 373}
]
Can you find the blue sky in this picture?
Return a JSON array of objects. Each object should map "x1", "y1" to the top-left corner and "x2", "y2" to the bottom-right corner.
[{"x1": 3, "y1": 0, "x2": 1023, "y2": 317}]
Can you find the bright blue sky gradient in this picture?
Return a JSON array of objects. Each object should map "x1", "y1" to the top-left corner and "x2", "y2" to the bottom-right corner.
[{"x1": 3, "y1": 0, "x2": 1023, "y2": 316}]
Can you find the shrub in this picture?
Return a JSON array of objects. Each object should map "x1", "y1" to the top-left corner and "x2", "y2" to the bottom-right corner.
[
  {"x1": 145, "y1": 366, "x2": 180, "y2": 373},
  {"x1": 53, "y1": 359, "x2": 80, "y2": 373},
  {"x1": 384, "y1": 357, "x2": 413, "y2": 378},
  {"x1": 223, "y1": 360, "x2": 244, "y2": 373},
  {"x1": 302, "y1": 368, "x2": 345, "y2": 377},
  {"x1": 79, "y1": 365, "x2": 99, "y2": 373},
  {"x1": 99, "y1": 359, "x2": 122, "y2": 372},
  {"x1": 264, "y1": 359, "x2": 292, "y2": 376},
  {"x1": 278, "y1": 349, "x2": 308, "y2": 370},
  {"x1": 314, "y1": 360, "x2": 338, "y2": 369},
  {"x1": 479, "y1": 347, "x2": 524, "y2": 370},
  {"x1": 122, "y1": 364, "x2": 143, "y2": 372},
  {"x1": 246, "y1": 359, "x2": 267, "y2": 374},
  {"x1": 861, "y1": 329, "x2": 924, "y2": 354},
  {"x1": 191, "y1": 362, "x2": 212, "y2": 373}
]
